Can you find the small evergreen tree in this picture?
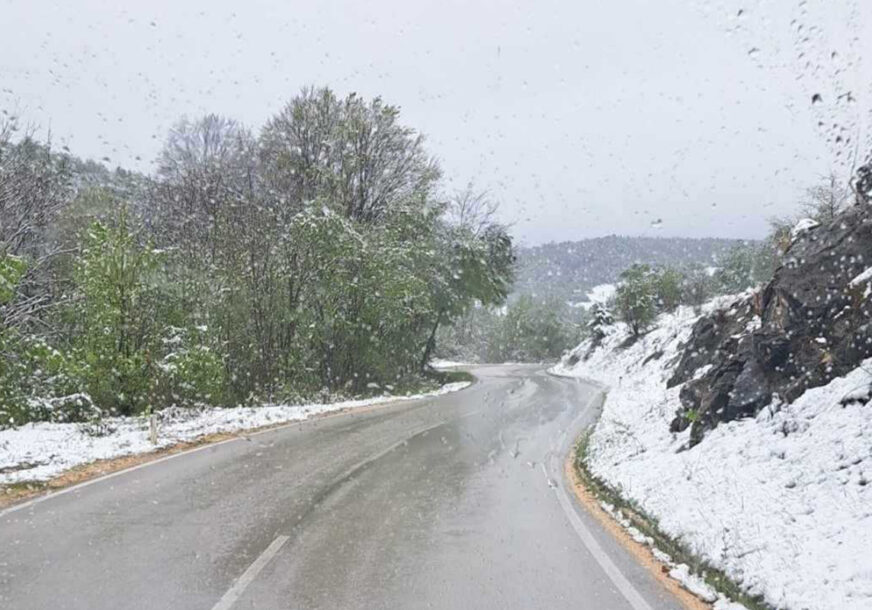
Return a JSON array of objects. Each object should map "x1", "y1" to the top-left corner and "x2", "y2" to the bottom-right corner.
[{"x1": 587, "y1": 302, "x2": 614, "y2": 343}]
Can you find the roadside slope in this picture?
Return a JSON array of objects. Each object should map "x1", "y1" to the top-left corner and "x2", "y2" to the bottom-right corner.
[{"x1": 553, "y1": 302, "x2": 872, "y2": 610}]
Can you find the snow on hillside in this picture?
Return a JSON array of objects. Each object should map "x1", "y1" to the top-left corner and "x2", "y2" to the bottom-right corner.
[
  {"x1": 573, "y1": 283, "x2": 617, "y2": 310},
  {"x1": 552, "y1": 301, "x2": 872, "y2": 610},
  {"x1": 0, "y1": 382, "x2": 470, "y2": 485}
]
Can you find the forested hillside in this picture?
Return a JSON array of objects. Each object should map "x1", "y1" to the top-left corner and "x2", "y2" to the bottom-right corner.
[
  {"x1": 436, "y1": 235, "x2": 753, "y2": 363},
  {"x1": 515, "y1": 236, "x2": 743, "y2": 302}
]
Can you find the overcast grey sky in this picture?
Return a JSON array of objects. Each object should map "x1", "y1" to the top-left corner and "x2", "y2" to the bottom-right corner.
[{"x1": 1, "y1": 0, "x2": 869, "y2": 245}]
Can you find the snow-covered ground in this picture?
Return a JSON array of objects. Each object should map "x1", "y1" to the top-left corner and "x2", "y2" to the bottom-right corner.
[
  {"x1": 553, "y1": 300, "x2": 872, "y2": 610},
  {"x1": 570, "y1": 282, "x2": 616, "y2": 310},
  {"x1": 430, "y1": 358, "x2": 471, "y2": 369},
  {"x1": 0, "y1": 382, "x2": 470, "y2": 485}
]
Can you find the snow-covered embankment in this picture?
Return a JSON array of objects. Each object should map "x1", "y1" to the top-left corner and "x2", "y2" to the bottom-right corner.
[{"x1": 553, "y1": 300, "x2": 872, "y2": 610}]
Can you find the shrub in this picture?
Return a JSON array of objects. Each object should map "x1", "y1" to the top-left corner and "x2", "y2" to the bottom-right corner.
[
  {"x1": 158, "y1": 326, "x2": 226, "y2": 406},
  {"x1": 615, "y1": 264, "x2": 656, "y2": 336},
  {"x1": 69, "y1": 212, "x2": 162, "y2": 415}
]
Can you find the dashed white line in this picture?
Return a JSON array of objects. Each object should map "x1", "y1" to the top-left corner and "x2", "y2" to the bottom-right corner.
[
  {"x1": 210, "y1": 407, "x2": 486, "y2": 610},
  {"x1": 211, "y1": 535, "x2": 290, "y2": 610}
]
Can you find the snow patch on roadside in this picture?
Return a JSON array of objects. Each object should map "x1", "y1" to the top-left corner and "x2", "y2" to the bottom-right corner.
[
  {"x1": 0, "y1": 382, "x2": 470, "y2": 485},
  {"x1": 553, "y1": 300, "x2": 872, "y2": 610},
  {"x1": 429, "y1": 359, "x2": 471, "y2": 369}
]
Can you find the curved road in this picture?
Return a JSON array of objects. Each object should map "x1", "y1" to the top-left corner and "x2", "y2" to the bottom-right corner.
[{"x1": 0, "y1": 365, "x2": 682, "y2": 609}]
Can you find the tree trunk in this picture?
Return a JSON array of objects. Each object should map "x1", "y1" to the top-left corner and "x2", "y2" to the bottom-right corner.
[{"x1": 420, "y1": 312, "x2": 442, "y2": 372}]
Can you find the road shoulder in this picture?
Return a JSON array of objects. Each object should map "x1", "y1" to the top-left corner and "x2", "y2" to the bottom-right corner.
[{"x1": 1, "y1": 379, "x2": 474, "y2": 513}]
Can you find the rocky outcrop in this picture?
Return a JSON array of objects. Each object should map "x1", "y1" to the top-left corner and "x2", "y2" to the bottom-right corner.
[
  {"x1": 666, "y1": 297, "x2": 757, "y2": 389},
  {"x1": 672, "y1": 204, "x2": 872, "y2": 444}
]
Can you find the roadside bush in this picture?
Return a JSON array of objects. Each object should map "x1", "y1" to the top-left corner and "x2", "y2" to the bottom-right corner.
[
  {"x1": 0, "y1": 329, "x2": 89, "y2": 428},
  {"x1": 68, "y1": 212, "x2": 163, "y2": 416},
  {"x1": 29, "y1": 393, "x2": 100, "y2": 424},
  {"x1": 158, "y1": 326, "x2": 226, "y2": 407}
]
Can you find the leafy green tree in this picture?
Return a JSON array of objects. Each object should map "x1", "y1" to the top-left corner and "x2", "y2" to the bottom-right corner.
[
  {"x1": 714, "y1": 243, "x2": 778, "y2": 294},
  {"x1": 0, "y1": 254, "x2": 26, "y2": 307},
  {"x1": 70, "y1": 210, "x2": 162, "y2": 415},
  {"x1": 714, "y1": 246, "x2": 755, "y2": 293},
  {"x1": 0, "y1": 254, "x2": 28, "y2": 425},
  {"x1": 615, "y1": 264, "x2": 656, "y2": 336},
  {"x1": 651, "y1": 266, "x2": 684, "y2": 312},
  {"x1": 421, "y1": 221, "x2": 514, "y2": 369}
]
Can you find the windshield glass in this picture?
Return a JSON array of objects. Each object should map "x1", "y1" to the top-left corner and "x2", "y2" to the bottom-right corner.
[{"x1": 1, "y1": 2, "x2": 870, "y2": 610}]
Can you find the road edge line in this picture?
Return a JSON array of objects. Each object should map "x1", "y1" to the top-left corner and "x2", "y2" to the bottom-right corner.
[
  {"x1": 550, "y1": 389, "x2": 655, "y2": 610},
  {"x1": 559, "y1": 384, "x2": 717, "y2": 609}
]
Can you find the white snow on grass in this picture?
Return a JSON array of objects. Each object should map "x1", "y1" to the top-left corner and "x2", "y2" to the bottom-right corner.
[
  {"x1": 553, "y1": 299, "x2": 872, "y2": 610},
  {"x1": 0, "y1": 382, "x2": 471, "y2": 485}
]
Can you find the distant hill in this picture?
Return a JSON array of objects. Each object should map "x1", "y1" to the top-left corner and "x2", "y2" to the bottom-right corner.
[{"x1": 514, "y1": 235, "x2": 747, "y2": 302}]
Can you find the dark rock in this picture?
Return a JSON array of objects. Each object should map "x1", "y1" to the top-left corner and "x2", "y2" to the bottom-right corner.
[
  {"x1": 671, "y1": 203, "x2": 872, "y2": 444},
  {"x1": 642, "y1": 349, "x2": 664, "y2": 366},
  {"x1": 667, "y1": 298, "x2": 755, "y2": 388}
]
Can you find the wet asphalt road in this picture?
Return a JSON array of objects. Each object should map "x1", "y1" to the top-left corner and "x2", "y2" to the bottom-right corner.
[{"x1": 0, "y1": 365, "x2": 682, "y2": 609}]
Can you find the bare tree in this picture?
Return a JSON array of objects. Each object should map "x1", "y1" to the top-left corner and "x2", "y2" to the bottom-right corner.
[
  {"x1": 259, "y1": 86, "x2": 342, "y2": 208},
  {"x1": 802, "y1": 172, "x2": 851, "y2": 223},
  {"x1": 444, "y1": 183, "x2": 500, "y2": 236},
  {"x1": 152, "y1": 114, "x2": 258, "y2": 258},
  {"x1": 260, "y1": 87, "x2": 441, "y2": 223},
  {"x1": 0, "y1": 121, "x2": 72, "y2": 330},
  {"x1": 334, "y1": 94, "x2": 441, "y2": 223}
]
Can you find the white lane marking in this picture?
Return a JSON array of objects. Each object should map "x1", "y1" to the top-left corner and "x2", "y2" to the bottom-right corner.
[
  {"x1": 209, "y1": 407, "x2": 485, "y2": 609},
  {"x1": 551, "y1": 474, "x2": 653, "y2": 610},
  {"x1": 211, "y1": 535, "x2": 290, "y2": 610},
  {"x1": 549, "y1": 388, "x2": 654, "y2": 610}
]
